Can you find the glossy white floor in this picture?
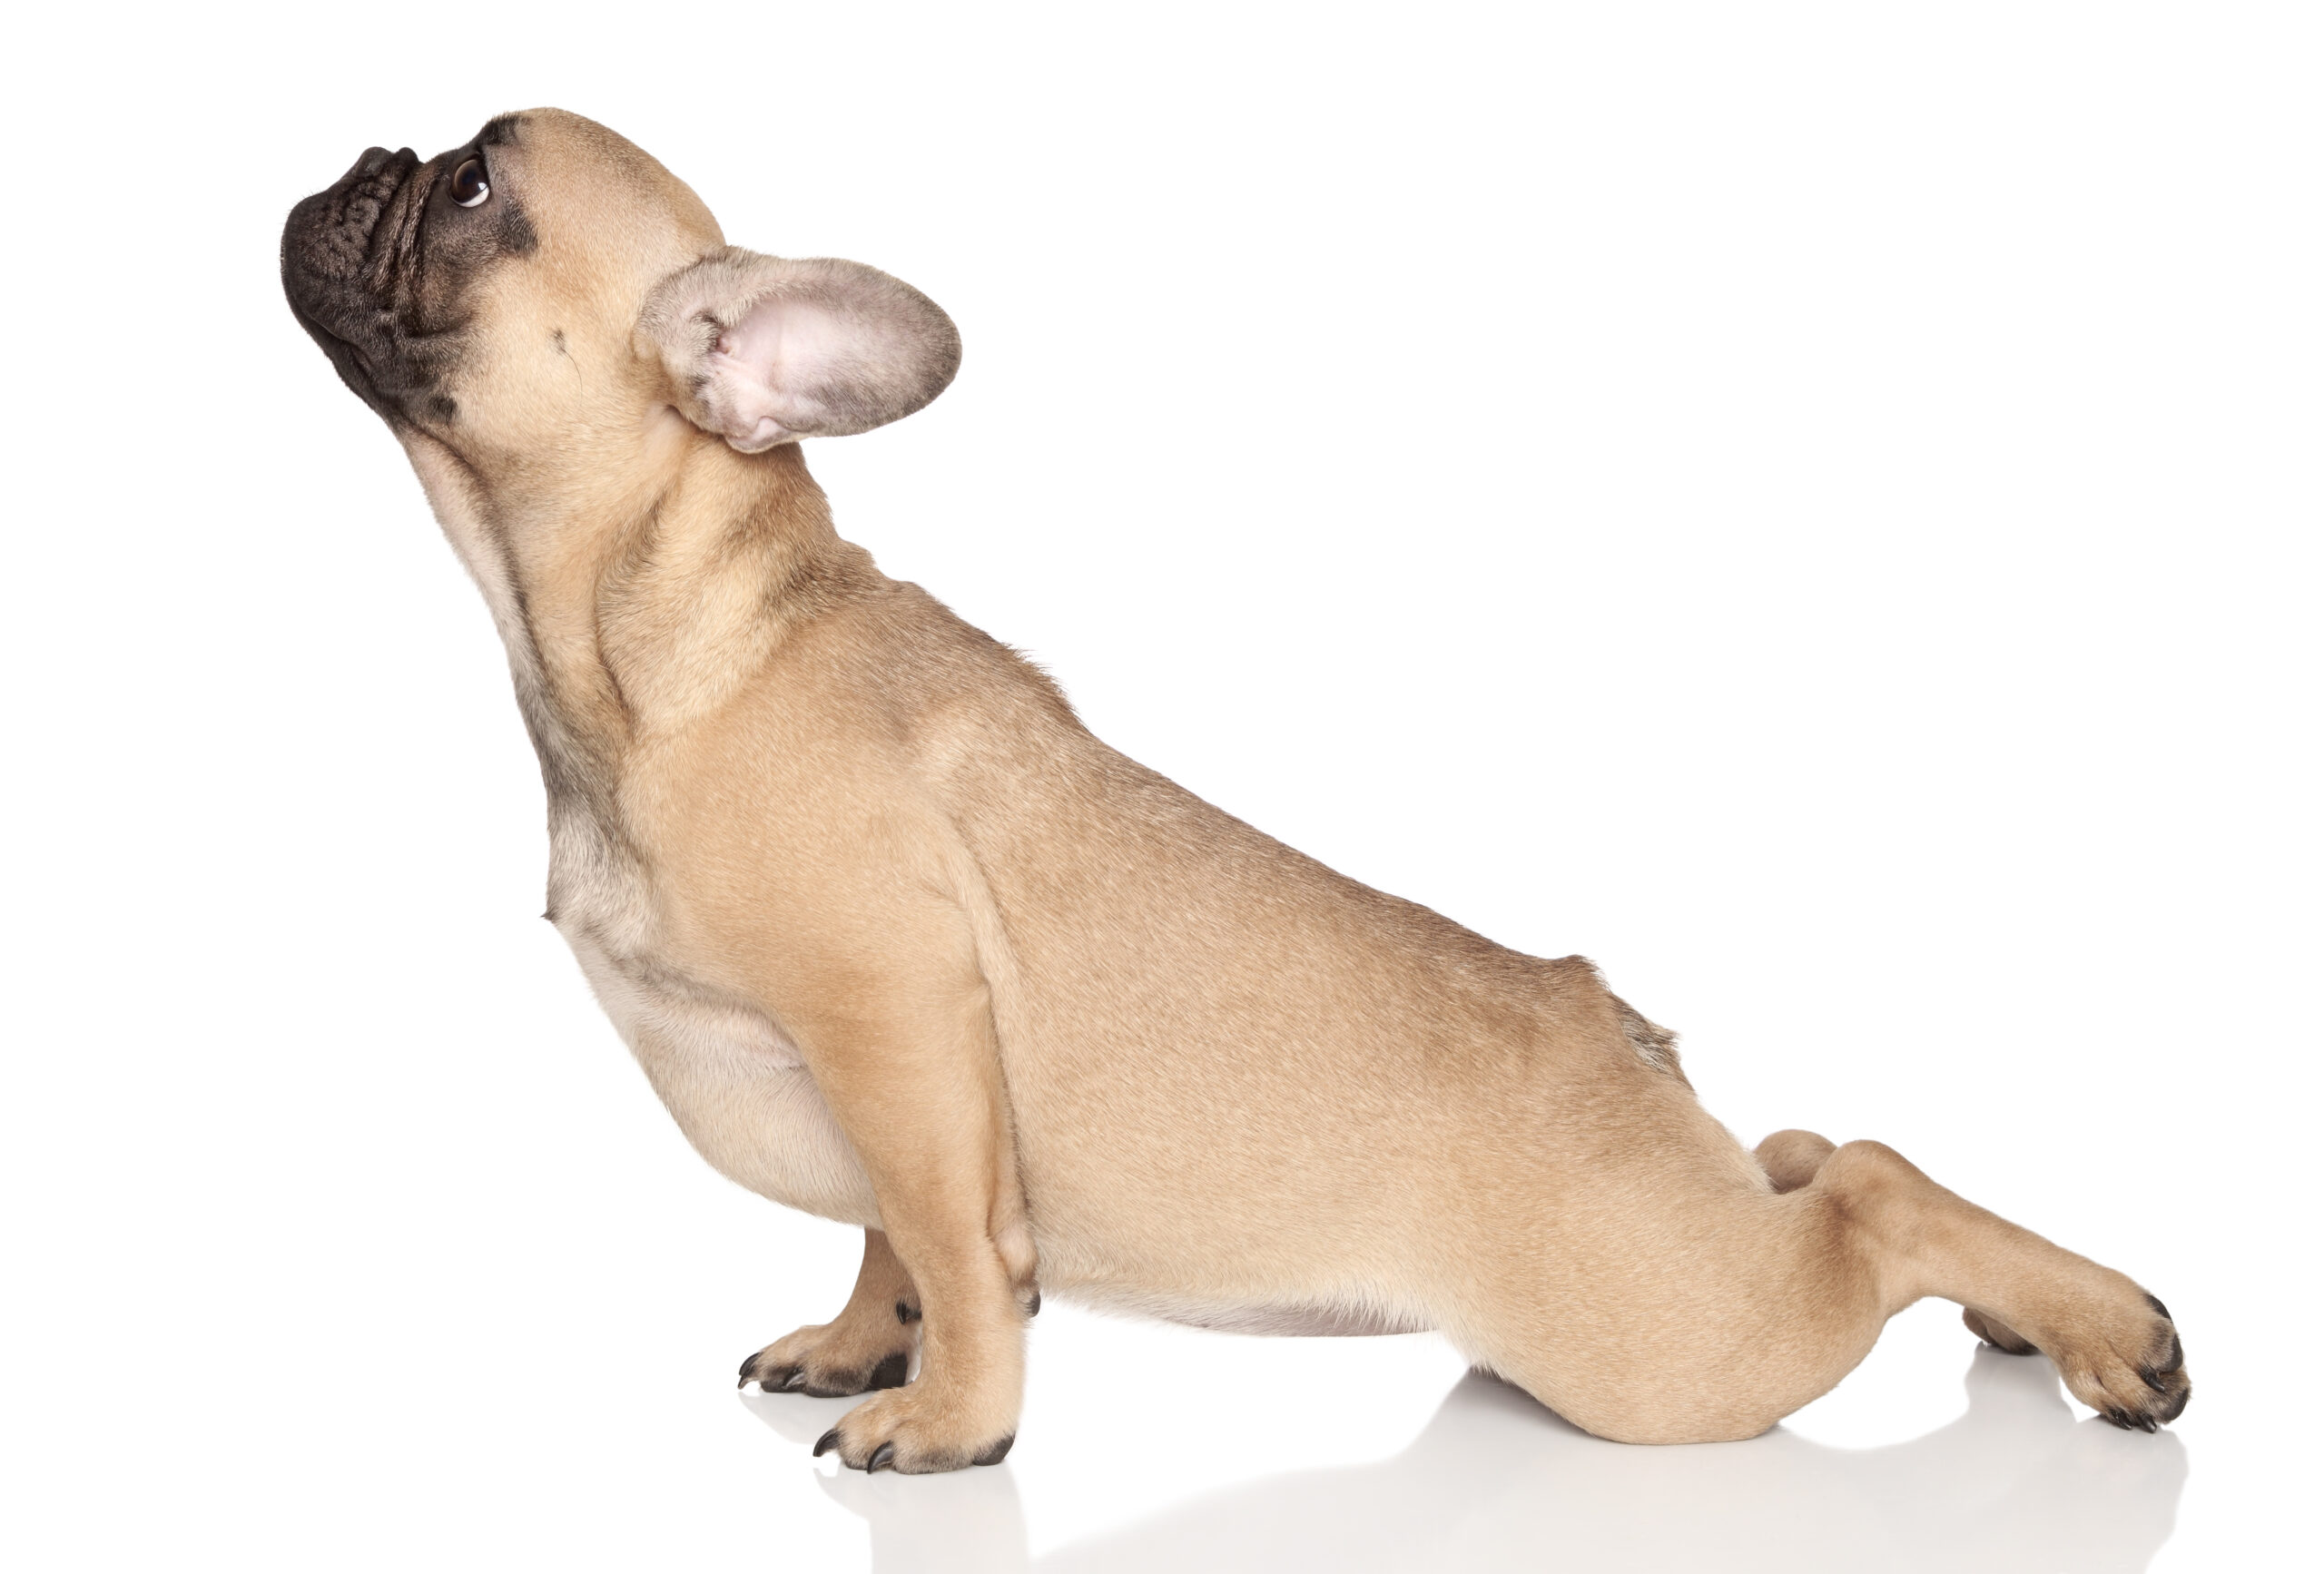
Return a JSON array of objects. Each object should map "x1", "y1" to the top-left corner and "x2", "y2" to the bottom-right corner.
[
  {"x1": 5, "y1": 4, "x2": 2316, "y2": 1569},
  {"x1": 748, "y1": 1302, "x2": 2200, "y2": 1573},
  {"x1": 8, "y1": 1134, "x2": 2292, "y2": 1572}
]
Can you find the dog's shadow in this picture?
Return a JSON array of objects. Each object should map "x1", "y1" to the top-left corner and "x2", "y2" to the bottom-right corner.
[{"x1": 746, "y1": 1344, "x2": 2184, "y2": 1572}]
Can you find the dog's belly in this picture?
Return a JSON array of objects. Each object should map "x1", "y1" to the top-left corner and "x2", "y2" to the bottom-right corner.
[
  {"x1": 558, "y1": 920, "x2": 882, "y2": 1229},
  {"x1": 1074, "y1": 1286, "x2": 1430, "y2": 1336}
]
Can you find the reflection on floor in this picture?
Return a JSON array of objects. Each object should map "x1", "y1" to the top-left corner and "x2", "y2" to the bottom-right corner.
[{"x1": 750, "y1": 1344, "x2": 2183, "y2": 1573}]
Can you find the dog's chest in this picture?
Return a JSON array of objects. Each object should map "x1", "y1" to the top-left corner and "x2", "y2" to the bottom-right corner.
[
  {"x1": 542, "y1": 810, "x2": 878, "y2": 1225},
  {"x1": 546, "y1": 812, "x2": 787, "y2": 1063}
]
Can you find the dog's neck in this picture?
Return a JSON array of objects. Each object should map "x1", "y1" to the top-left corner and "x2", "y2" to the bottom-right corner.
[{"x1": 404, "y1": 415, "x2": 877, "y2": 801}]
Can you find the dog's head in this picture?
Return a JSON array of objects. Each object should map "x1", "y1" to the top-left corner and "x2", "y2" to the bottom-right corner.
[{"x1": 281, "y1": 109, "x2": 960, "y2": 486}]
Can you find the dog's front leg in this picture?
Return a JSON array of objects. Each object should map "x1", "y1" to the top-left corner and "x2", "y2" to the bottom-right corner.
[
  {"x1": 740, "y1": 1229, "x2": 921, "y2": 1396},
  {"x1": 770, "y1": 925, "x2": 1029, "y2": 1473}
]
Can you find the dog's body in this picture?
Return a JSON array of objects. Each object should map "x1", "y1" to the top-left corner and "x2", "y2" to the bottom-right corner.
[{"x1": 282, "y1": 110, "x2": 2188, "y2": 1472}]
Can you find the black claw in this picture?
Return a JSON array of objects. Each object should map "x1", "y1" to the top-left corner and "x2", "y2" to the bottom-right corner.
[
  {"x1": 896, "y1": 1300, "x2": 921, "y2": 1325},
  {"x1": 738, "y1": 1353, "x2": 760, "y2": 1379},
  {"x1": 2141, "y1": 1365, "x2": 2171, "y2": 1394},
  {"x1": 867, "y1": 1353, "x2": 910, "y2": 1390},
  {"x1": 866, "y1": 1442, "x2": 897, "y2": 1473},
  {"x1": 1025, "y1": 1289, "x2": 1041, "y2": 1317},
  {"x1": 972, "y1": 1433, "x2": 1015, "y2": 1467},
  {"x1": 813, "y1": 1429, "x2": 842, "y2": 1458},
  {"x1": 779, "y1": 1370, "x2": 808, "y2": 1393},
  {"x1": 2144, "y1": 1293, "x2": 2172, "y2": 1322}
]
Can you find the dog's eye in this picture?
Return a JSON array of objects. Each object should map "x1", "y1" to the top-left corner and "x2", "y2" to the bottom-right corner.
[{"x1": 450, "y1": 157, "x2": 490, "y2": 209}]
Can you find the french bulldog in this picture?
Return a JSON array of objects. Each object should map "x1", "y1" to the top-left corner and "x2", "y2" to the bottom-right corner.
[{"x1": 281, "y1": 109, "x2": 2188, "y2": 1472}]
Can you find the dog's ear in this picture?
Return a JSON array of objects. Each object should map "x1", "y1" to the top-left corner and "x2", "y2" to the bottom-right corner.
[{"x1": 639, "y1": 247, "x2": 960, "y2": 452}]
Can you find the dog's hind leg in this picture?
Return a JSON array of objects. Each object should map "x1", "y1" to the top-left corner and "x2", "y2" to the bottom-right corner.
[
  {"x1": 1753, "y1": 1127, "x2": 2043, "y2": 1358},
  {"x1": 1806, "y1": 1141, "x2": 2189, "y2": 1428},
  {"x1": 1751, "y1": 1129, "x2": 2130, "y2": 1367},
  {"x1": 1960, "y1": 1304, "x2": 2043, "y2": 1356},
  {"x1": 1754, "y1": 1127, "x2": 1837, "y2": 1193},
  {"x1": 1458, "y1": 1132, "x2": 2187, "y2": 1442}
]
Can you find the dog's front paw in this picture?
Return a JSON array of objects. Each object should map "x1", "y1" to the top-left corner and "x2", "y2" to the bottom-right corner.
[
  {"x1": 811, "y1": 1382, "x2": 1017, "y2": 1474},
  {"x1": 740, "y1": 1310, "x2": 916, "y2": 1399}
]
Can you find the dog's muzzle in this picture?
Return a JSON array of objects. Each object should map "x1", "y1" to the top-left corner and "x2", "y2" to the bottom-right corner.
[
  {"x1": 290, "y1": 147, "x2": 419, "y2": 282},
  {"x1": 281, "y1": 146, "x2": 425, "y2": 414}
]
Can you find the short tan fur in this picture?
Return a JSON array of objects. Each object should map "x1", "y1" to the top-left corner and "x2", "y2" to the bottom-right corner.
[{"x1": 280, "y1": 110, "x2": 2190, "y2": 1473}]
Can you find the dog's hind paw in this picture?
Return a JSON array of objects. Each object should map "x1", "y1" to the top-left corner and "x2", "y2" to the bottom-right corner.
[
  {"x1": 2075, "y1": 1294, "x2": 2191, "y2": 1431},
  {"x1": 1987, "y1": 1285, "x2": 2190, "y2": 1431}
]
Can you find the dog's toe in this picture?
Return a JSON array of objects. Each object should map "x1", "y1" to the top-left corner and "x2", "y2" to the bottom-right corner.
[
  {"x1": 812, "y1": 1386, "x2": 1019, "y2": 1474},
  {"x1": 2053, "y1": 1290, "x2": 2191, "y2": 1431},
  {"x1": 740, "y1": 1319, "x2": 918, "y2": 1397},
  {"x1": 1952, "y1": 1278, "x2": 2190, "y2": 1431}
]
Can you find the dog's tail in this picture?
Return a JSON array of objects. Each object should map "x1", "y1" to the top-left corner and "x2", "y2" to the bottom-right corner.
[
  {"x1": 1562, "y1": 956, "x2": 1689, "y2": 1087},
  {"x1": 1610, "y1": 993, "x2": 1687, "y2": 1086}
]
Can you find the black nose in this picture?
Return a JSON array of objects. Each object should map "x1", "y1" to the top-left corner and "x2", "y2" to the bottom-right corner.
[{"x1": 346, "y1": 145, "x2": 415, "y2": 180}]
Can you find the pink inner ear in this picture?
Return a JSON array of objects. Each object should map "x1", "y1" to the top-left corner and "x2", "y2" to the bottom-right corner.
[
  {"x1": 723, "y1": 295, "x2": 848, "y2": 398},
  {"x1": 646, "y1": 251, "x2": 956, "y2": 450},
  {"x1": 698, "y1": 293, "x2": 860, "y2": 450}
]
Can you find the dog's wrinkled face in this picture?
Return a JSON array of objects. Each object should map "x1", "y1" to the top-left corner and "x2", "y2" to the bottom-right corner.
[{"x1": 281, "y1": 109, "x2": 960, "y2": 490}]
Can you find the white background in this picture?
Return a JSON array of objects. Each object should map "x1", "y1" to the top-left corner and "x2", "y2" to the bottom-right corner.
[{"x1": 3, "y1": 4, "x2": 2316, "y2": 1569}]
